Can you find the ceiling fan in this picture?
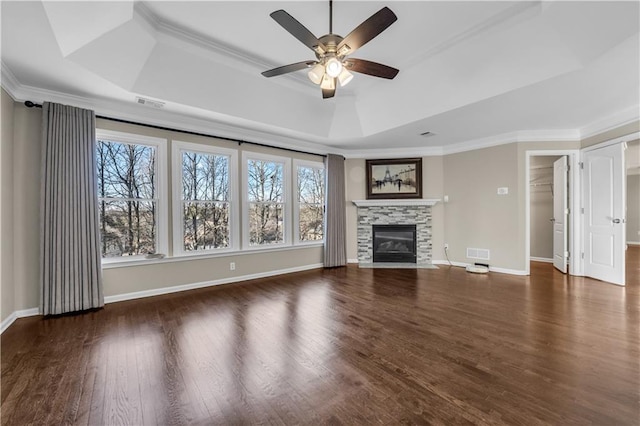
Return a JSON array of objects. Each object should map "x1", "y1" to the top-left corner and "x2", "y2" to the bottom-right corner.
[{"x1": 261, "y1": 0, "x2": 399, "y2": 99}]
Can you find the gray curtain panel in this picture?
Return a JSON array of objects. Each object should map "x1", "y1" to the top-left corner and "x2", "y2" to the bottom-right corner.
[
  {"x1": 324, "y1": 154, "x2": 347, "y2": 267},
  {"x1": 40, "y1": 102, "x2": 104, "y2": 315}
]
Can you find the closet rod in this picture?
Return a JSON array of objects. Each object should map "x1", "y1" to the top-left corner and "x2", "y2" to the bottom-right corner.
[{"x1": 24, "y1": 101, "x2": 327, "y2": 158}]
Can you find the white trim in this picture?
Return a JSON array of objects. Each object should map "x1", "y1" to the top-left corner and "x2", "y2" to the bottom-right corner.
[
  {"x1": 1, "y1": 308, "x2": 41, "y2": 334},
  {"x1": 293, "y1": 159, "x2": 325, "y2": 245},
  {"x1": 581, "y1": 131, "x2": 640, "y2": 153},
  {"x1": 1, "y1": 61, "x2": 20, "y2": 96},
  {"x1": 579, "y1": 105, "x2": 640, "y2": 140},
  {"x1": 171, "y1": 140, "x2": 239, "y2": 257},
  {"x1": 96, "y1": 129, "x2": 169, "y2": 258},
  {"x1": 347, "y1": 258, "x2": 359, "y2": 264},
  {"x1": 432, "y1": 260, "x2": 527, "y2": 276},
  {"x1": 444, "y1": 130, "x2": 581, "y2": 156},
  {"x1": 104, "y1": 263, "x2": 323, "y2": 304},
  {"x1": 242, "y1": 151, "x2": 292, "y2": 249},
  {"x1": 525, "y1": 150, "x2": 581, "y2": 277},
  {"x1": 101, "y1": 243, "x2": 323, "y2": 269},
  {"x1": 352, "y1": 199, "x2": 440, "y2": 207},
  {"x1": 530, "y1": 257, "x2": 554, "y2": 263},
  {"x1": 627, "y1": 241, "x2": 640, "y2": 246}
]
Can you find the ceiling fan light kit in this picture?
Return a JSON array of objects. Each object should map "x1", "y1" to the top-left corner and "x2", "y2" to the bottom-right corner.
[{"x1": 262, "y1": 0, "x2": 399, "y2": 99}]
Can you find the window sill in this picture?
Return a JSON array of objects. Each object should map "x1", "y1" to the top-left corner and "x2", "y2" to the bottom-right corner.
[{"x1": 101, "y1": 242, "x2": 324, "y2": 269}]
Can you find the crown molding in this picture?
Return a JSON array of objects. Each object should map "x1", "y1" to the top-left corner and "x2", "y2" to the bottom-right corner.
[
  {"x1": 579, "y1": 105, "x2": 640, "y2": 140},
  {"x1": 341, "y1": 145, "x2": 444, "y2": 159},
  {"x1": 1, "y1": 62, "x2": 21, "y2": 98},
  {"x1": 4, "y1": 61, "x2": 638, "y2": 160},
  {"x1": 8, "y1": 81, "x2": 334, "y2": 156},
  {"x1": 440, "y1": 129, "x2": 580, "y2": 155}
]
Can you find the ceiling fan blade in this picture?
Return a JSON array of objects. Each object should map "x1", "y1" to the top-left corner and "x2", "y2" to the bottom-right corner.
[
  {"x1": 270, "y1": 10, "x2": 326, "y2": 53},
  {"x1": 262, "y1": 61, "x2": 317, "y2": 78},
  {"x1": 337, "y1": 7, "x2": 397, "y2": 55},
  {"x1": 344, "y1": 58, "x2": 399, "y2": 79},
  {"x1": 322, "y1": 85, "x2": 336, "y2": 99}
]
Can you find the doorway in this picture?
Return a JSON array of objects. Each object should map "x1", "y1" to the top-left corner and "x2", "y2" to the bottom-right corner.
[
  {"x1": 529, "y1": 155, "x2": 562, "y2": 264},
  {"x1": 525, "y1": 150, "x2": 581, "y2": 276}
]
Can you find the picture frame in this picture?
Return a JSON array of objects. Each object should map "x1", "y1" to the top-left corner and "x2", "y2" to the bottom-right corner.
[{"x1": 366, "y1": 158, "x2": 423, "y2": 199}]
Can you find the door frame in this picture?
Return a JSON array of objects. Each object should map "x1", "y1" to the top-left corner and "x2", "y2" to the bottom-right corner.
[{"x1": 525, "y1": 150, "x2": 581, "y2": 276}]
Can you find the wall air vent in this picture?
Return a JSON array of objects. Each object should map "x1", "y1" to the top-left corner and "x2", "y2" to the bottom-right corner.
[
  {"x1": 420, "y1": 131, "x2": 436, "y2": 137},
  {"x1": 135, "y1": 97, "x2": 165, "y2": 109},
  {"x1": 466, "y1": 248, "x2": 490, "y2": 260}
]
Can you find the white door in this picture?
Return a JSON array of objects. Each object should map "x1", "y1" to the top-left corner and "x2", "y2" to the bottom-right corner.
[
  {"x1": 553, "y1": 156, "x2": 568, "y2": 273},
  {"x1": 583, "y1": 143, "x2": 626, "y2": 285}
]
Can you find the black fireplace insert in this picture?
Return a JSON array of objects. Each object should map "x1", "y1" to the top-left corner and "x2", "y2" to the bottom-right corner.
[{"x1": 372, "y1": 224, "x2": 417, "y2": 263}]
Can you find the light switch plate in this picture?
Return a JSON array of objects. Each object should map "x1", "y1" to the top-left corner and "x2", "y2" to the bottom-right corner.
[{"x1": 497, "y1": 187, "x2": 509, "y2": 195}]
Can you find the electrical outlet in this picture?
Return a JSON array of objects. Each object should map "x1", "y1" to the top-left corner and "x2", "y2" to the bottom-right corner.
[
  {"x1": 230, "y1": 262, "x2": 236, "y2": 271},
  {"x1": 444, "y1": 243, "x2": 449, "y2": 250}
]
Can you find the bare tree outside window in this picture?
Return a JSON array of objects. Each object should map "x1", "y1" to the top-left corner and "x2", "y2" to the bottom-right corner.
[
  {"x1": 181, "y1": 151, "x2": 230, "y2": 251},
  {"x1": 247, "y1": 159, "x2": 284, "y2": 245},
  {"x1": 297, "y1": 165, "x2": 324, "y2": 241},
  {"x1": 96, "y1": 140, "x2": 157, "y2": 257}
]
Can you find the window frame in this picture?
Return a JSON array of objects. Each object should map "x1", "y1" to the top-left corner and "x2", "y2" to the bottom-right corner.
[
  {"x1": 242, "y1": 151, "x2": 292, "y2": 250},
  {"x1": 95, "y1": 129, "x2": 168, "y2": 264},
  {"x1": 293, "y1": 159, "x2": 325, "y2": 246},
  {"x1": 171, "y1": 141, "x2": 239, "y2": 257}
]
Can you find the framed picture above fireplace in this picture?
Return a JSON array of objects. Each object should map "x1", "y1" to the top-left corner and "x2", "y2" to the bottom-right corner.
[{"x1": 366, "y1": 158, "x2": 423, "y2": 199}]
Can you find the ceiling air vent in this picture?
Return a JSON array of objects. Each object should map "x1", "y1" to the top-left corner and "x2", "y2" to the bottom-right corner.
[
  {"x1": 135, "y1": 97, "x2": 165, "y2": 109},
  {"x1": 420, "y1": 131, "x2": 436, "y2": 137}
]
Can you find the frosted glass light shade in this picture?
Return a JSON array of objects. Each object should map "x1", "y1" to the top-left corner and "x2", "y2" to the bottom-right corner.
[
  {"x1": 308, "y1": 63, "x2": 325, "y2": 85},
  {"x1": 325, "y1": 58, "x2": 343, "y2": 78},
  {"x1": 338, "y1": 68, "x2": 353, "y2": 87},
  {"x1": 320, "y1": 74, "x2": 335, "y2": 90}
]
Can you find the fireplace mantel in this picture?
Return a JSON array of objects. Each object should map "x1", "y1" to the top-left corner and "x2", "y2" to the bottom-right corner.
[{"x1": 352, "y1": 199, "x2": 440, "y2": 207}]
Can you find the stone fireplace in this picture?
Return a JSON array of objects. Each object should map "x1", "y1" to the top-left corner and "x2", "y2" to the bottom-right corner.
[{"x1": 353, "y1": 199, "x2": 439, "y2": 268}]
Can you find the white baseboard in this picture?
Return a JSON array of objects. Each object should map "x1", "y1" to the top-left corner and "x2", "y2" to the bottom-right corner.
[
  {"x1": 432, "y1": 260, "x2": 527, "y2": 276},
  {"x1": 1, "y1": 264, "x2": 324, "y2": 334},
  {"x1": 627, "y1": 241, "x2": 640, "y2": 246},
  {"x1": 347, "y1": 258, "x2": 359, "y2": 264},
  {"x1": 530, "y1": 257, "x2": 554, "y2": 263},
  {"x1": 1, "y1": 307, "x2": 40, "y2": 334},
  {"x1": 104, "y1": 263, "x2": 323, "y2": 304}
]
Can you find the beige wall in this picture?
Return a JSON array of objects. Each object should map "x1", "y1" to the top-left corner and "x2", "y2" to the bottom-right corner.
[
  {"x1": 1, "y1": 88, "x2": 16, "y2": 322},
  {"x1": 5, "y1": 102, "x2": 324, "y2": 313},
  {"x1": 3, "y1": 91, "x2": 636, "y2": 317},
  {"x1": 628, "y1": 174, "x2": 640, "y2": 243},
  {"x1": 344, "y1": 156, "x2": 445, "y2": 262},
  {"x1": 11, "y1": 102, "x2": 43, "y2": 312},
  {"x1": 443, "y1": 144, "x2": 521, "y2": 269}
]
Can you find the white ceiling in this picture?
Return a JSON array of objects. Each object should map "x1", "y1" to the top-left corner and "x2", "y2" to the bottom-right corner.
[{"x1": 2, "y1": 1, "x2": 639, "y2": 156}]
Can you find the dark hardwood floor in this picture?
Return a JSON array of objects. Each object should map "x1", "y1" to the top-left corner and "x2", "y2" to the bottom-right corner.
[{"x1": 2, "y1": 247, "x2": 639, "y2": 425}]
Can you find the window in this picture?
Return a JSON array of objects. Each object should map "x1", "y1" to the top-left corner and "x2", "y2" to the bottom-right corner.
[
  {"x1": 172, "y1": 141, "x2": 238, "y2": 255},
  {"x1": 96, "y1": 130, "x2": 167, "y2": 260},
  {"x1": 295, "y1": 161, "x2": 325, "y2": 243},
  {"x1": 243, "y1": 152, "x2": 291, "y2": 247}
]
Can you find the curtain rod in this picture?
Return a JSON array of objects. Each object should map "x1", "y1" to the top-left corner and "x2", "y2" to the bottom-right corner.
[{"x1": 24, "y1": 101, "x2": 327, "y2": 158}]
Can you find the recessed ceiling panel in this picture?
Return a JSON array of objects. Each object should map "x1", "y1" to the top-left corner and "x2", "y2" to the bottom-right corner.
[{"x1": 42, "y1": 1, "x2": 134, "y2": 57}]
